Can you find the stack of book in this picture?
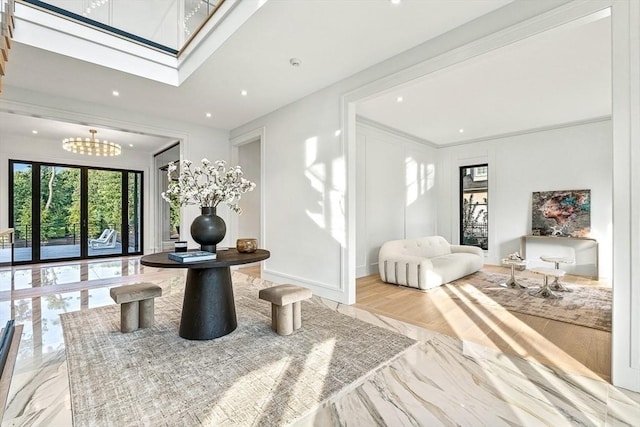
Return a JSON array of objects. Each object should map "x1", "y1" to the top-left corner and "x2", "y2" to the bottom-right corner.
[{"x1": 168, "y1": 251, "x2": 217, "y2": 263}]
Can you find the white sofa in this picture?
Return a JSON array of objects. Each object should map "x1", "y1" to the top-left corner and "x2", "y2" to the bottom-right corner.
[{"x1": 378, "y1": 236, "x2": 484, "y2": 290}]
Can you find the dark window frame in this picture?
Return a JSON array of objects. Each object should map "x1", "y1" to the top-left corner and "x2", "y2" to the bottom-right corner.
[
  {"x1": 459, "y1": 163, "x2": 489, "y2": 250},
  {"x1": 8, "y1": 159, "x2": 144, "y2": 265}
]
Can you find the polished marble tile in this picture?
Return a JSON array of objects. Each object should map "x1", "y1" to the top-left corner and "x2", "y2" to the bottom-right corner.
[{"x1": 0, "y1": 259, "x2": 638, "y2": 427}]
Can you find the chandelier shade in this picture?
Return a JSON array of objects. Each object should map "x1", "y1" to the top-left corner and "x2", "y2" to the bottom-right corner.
[{"x1": 62, "y1": 129, "x2": 122, "y2": 156}]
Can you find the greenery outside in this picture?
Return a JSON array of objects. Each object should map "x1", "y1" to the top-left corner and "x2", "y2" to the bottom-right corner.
[{"x1": 12, "y1": 164, "x2": 128, "y2": 248}]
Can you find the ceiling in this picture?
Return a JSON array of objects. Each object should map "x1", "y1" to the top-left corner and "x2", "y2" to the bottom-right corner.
[
  {"x1": 1, "y1": 0, "x2": 514, "y2": 152},
  {"x1": 1, "y1": 2, "x2": 612, "y2": 151},
  {"x1": 357, "y1": 10, "x2": 612, "y2": 145}
]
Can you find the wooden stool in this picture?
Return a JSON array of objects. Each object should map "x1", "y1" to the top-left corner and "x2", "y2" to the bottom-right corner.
[
  {"x1": 258, "y1": 284, "x2": 312, "y2": 335},
  {"x1": 110, "y1": 283, "x2": 162, "y2": 333},
  {"x1": 529, "y1": 268, "x2": 566, "y2": 299}
]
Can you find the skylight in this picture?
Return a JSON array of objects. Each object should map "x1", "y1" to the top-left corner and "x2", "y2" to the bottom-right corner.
[{"x1": 22, "y1": 0, "x2": 225, "y2": 54}]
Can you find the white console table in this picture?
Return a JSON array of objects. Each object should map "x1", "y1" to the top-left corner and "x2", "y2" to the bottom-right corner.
[{"x1": 520, "y1": 235, "x2": 598, "y2": 279}]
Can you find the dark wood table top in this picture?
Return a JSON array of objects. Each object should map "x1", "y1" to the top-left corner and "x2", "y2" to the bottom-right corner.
[{"x1": 140, "y1": 249, "x2": 270, "y2": 269}]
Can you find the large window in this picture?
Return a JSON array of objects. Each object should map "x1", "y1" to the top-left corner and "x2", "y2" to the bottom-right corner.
[
  {"x1": 9, "y1": 160, "x2": 143, "y2": 264},
  {"x1": 460, "y1": 164, "x2": 488, "y2": 250}
]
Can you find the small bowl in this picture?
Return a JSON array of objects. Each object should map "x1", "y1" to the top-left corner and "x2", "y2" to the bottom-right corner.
[{"x1": 236, "y1": 238, "x2": 257, "y2": 253}]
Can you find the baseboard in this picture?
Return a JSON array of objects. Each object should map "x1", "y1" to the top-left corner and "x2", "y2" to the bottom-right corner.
[
  {"x1": 262, "y1": 269, "x2": 349, "y2": 304},
  {"x1": 356, "y1": 264, "x2": 379, "y2": 278}
]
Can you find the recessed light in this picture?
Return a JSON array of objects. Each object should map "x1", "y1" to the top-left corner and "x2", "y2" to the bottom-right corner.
[
  {"x1": 396, "y1": 96, "x2": 403, "y2": 103},
  {"x1": 334, "y1": 129, "x2": 341, "y2": 137},
  {"x1": 241, "y1": 90, "x2": 248, "y2": 96},
  {"x1": 32, "y1": 130, "x2": 38, "y2": 134},
  {"x1": 459, "y1": 128, "x2": 465, "y2": 133},
  {"x1": 129, "y1": 144, "x2": 134, "y2": 147},
  {"x1": 112, "y1": 90, "x2": 120, "y2": 97},
  {"x1": 206, "y1": 112, "x2": 212, "y2": 118},
  {"x1": 289, "y1": 58, "x2": 302, "y2": 67},
  {"x1": 390, "y1": 0, "x2": 401, "y2": 5}
]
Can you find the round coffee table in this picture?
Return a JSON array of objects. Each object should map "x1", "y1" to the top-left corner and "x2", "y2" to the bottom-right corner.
[
  {"x1": 529, "y1": 267, "x2": 566, "y2": 299},
  {"x1": 140, "y1": 248, "x2": 270, "y2": 340},
  {"x1": 540, "y1": 255, "x2": 574, "y2": 292},
  {"x1": 500, "y1": 258, "x2": 528, "y2": 289}
]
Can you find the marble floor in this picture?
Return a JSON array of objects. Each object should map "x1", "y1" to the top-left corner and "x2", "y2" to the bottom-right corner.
[{"x1": 0, "y1": 257, "x2": 638, "y2": 426}]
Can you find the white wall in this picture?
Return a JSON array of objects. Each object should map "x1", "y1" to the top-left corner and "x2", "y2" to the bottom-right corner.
[
  {"x1": 437, "y1": 119, "x2": 613, "y2": 279},
  {"x1": 230, "y1": 1, "x2": 577, "y2": 304},
  {"x1": 355, "y1": 121, "x2": 438, "y2": 277},
  {"x1": 231, "y1": 92, "x2": 346, "y2": 301},
  {"x1": 237, "y1": 140, "x2": 261, "y2": 243}
]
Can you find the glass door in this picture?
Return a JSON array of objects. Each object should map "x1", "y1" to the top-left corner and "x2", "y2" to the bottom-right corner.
[
  {"x1": 9, "y1": 160, "x2": 144, "y2": 264},
  {"x1": 39, "y1": 165, "x2": 82, "y2": 260},
  {"x1": 127, "y1": 172, "x2": 143, "y2": 254},
  {"x1": 11, "y1": 162, "x2": 33, "y2": 263},
  {"x1": 87, "y1": 169, "x2": 123, "y2": 257}
]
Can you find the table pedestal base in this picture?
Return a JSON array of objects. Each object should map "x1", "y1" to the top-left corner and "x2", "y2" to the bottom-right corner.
[
  {"x1": 500, "y1": 264, "x2": 528, "y2": 289},
  {"x1": 529, "y1": 275, "x2": 562, "y2": 299},
  {"x1": 180, "y1": 267, "x2": 237, "y2": 340},
  {"x1": 546, "y1": 260, "x2": 573, "y2": 292},
  {"x1": 549, "y1": 279, "x2": 572, "y2": 292}
]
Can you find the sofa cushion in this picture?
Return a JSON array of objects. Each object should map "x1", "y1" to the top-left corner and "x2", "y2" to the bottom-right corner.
[
  {"x1": 382, "y1": 236, "x2": 452, "y2": 259},
  {"x1": 413, "y1": 236, "x2": 453, "y2": 258},
  {"x1": 430, "y1": 253, "x2": 484, "y2": 284}
]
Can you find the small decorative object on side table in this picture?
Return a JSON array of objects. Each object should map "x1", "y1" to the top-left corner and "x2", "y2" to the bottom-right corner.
[
  {"x1": 174, "y1": 241, "x2": 188, "y2": 252},
  {"x1": 236, "y1": 238, "x2": 257, "y2": 253},
  {"x1": 500, "y1": 252, "x2": 528, "y2": 289}
]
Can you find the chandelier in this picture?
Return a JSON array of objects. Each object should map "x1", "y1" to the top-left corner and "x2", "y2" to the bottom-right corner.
[{"x1": 62, "y1": 129, "x2": 122, "y2": 156}]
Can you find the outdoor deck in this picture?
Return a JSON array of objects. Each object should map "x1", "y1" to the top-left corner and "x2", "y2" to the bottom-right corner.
[{"x1": 2, "y1": 243, "x2": 125, "y2": 263}]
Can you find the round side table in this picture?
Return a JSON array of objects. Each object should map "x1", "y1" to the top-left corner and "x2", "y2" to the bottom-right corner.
[
  {"x1": 529, "y1": 267, "x2": 566, "y2": 299},
  {"x1": 540, "y1": 255, "x2": 574, "y2": 292},
  {"x1": 140, "y1": 249, "x2": 270, "y2": 340},
  {"x1": 500, "y1": 258, "x2": 528, "y2": 289}
]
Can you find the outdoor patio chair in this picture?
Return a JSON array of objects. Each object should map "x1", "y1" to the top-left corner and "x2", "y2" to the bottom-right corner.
[
  {"x1": 93, "y1": 228, "x2": 110, "y2": 242},
  {"x1": 89, "y1": 229, "x2": 117, "y2": 249}
]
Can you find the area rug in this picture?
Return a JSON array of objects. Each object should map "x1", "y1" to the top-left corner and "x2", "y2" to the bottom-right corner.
[
  {"x1": 448, "y1": 271, "x2": 611, "y2": 331},
  {"x1": 61, "y1": 273, "x2": 416, "y2": 426}
]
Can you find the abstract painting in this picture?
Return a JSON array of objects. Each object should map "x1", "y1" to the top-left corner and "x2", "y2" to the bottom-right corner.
[{"x1": 531, "y1": 190, "x2": 591, "y2": 237}]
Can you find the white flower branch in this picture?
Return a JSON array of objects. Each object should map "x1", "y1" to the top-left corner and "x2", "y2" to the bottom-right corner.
[{"x1": 161, "y1": 158, "x2": 256, "y2": 214}]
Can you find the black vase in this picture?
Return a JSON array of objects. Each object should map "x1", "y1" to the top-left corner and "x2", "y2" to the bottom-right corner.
[{"x1": 190, "y1": 206, "x2": 226, "y2": 253}]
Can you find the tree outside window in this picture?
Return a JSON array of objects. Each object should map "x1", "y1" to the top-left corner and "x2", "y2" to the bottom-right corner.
[{"x1": 460, "y1": 164, "x2": 488, "y2": 250}]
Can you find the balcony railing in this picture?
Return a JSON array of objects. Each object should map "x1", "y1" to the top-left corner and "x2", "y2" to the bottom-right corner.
[
  {"x1": 12, "y1": 222, "x2": 122, "y2": 247},
  {"x1": 21, "y1": 0, "x2": 224, "y2": 53}
]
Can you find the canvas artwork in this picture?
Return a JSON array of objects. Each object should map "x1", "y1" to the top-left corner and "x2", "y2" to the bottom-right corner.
[{"x1": 531, "y1": 190, "x2": 591, "y2": 237}]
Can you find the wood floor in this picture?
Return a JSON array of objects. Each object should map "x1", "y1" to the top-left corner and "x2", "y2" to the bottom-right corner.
[{"x1": 238, "y1": 264, "x2": 611, "y2": 382}]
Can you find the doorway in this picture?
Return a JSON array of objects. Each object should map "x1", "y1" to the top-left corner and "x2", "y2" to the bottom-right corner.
[
  {"x1": 154, "y1": 143, "x2": 180, "y2": 252},
  {"x1": 237, "y1": 140, "x2": 261, "y2": 244},
  {"x1": 231, "y1": 127, "x2": 264, "y2": 262},
  {"x1": 9, "y1": 160, "x2": 143, "y2": 264}
]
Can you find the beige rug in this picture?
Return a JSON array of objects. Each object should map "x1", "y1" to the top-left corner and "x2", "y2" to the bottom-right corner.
[
  {"x1": 448, "y1": 271, "x2": 611, "y2": 331},
  {"x1": 61, "y1": 273, "x2": 416, "y2": 426}
]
